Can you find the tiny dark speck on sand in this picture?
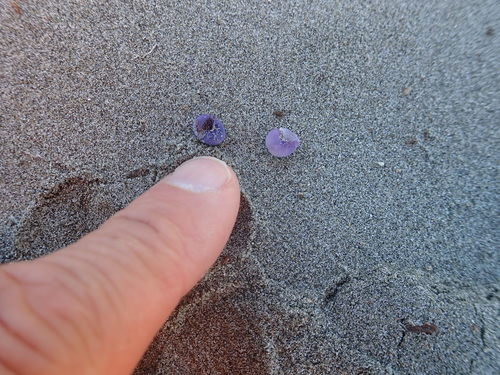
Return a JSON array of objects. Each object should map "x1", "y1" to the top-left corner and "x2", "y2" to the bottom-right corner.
[
  {"x1": 405, "y1": 322, "x2": 438, "y2": 335},
  {"x1": 125, "y1": 168, "x2": 150, "y2": 179},
  {"x1": 405, "y1": 137, "x2": 418, "y2": 145},
  {"x1": 486, "y1": 27, "x2": 495, "y2": 36},
  {"x1": 272, "y1": 110, "x2": 286, "y2": 118}
]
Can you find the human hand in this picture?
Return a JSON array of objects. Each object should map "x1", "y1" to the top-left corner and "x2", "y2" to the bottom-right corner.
[{"x1": 0, "y1": 156, "x2": 240, "y2": 375}]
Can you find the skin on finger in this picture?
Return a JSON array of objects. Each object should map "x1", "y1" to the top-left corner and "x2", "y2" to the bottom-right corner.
[{"x1": 0, "y1": 157, "x2": 240, "y2": 375}]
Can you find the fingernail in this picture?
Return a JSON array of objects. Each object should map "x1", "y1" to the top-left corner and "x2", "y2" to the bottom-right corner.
[{"x1": 163, "y1": 156, "x2": 232, "y2": 192}]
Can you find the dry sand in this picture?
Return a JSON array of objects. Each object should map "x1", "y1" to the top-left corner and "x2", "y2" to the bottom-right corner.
[{"x1": 1, "y1": 0, "x2": 499, "y2": 374}]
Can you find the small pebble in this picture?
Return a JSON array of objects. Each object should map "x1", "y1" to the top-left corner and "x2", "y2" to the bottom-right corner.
[
  {"x1": 402, "y1": 87, "x2": 412, "y2": 96},
  {"x1": 265, "y1": 127, "x2": 300, "y2": 157},
  {"x1": 376, "y1": 161, "x2": 385, "y2": 167},
  {"x1": 192, "y1": 114, "x2": 226, "y2": 146}
]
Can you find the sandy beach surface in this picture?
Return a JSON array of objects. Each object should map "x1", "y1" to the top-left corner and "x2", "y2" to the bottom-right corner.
[{"x1": 1, "y1": 0, "x2": 499, "y2": 373}]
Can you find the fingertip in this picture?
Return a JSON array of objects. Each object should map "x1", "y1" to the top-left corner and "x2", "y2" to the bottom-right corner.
[{"x1": 162, "y1": 156, "x2": 237, "y2": 193}]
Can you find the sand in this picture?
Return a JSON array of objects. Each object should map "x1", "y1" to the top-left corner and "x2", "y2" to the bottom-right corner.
[{"x1": 1, "y1": 0, "x2": 499, "y2": 373}]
